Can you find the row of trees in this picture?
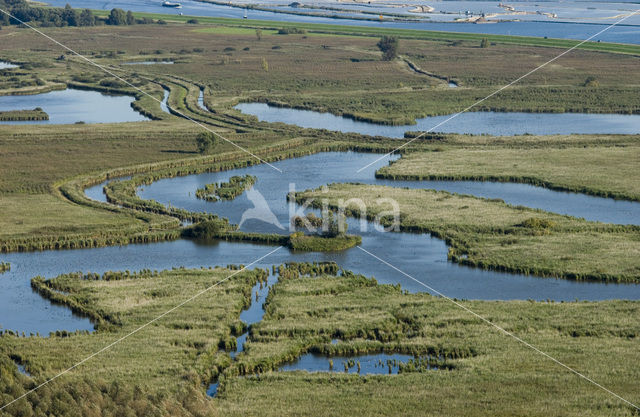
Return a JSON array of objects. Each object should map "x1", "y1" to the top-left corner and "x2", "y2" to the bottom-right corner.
[{"x1": 0, "y1": 0, "x2": 138, "y2": 28}]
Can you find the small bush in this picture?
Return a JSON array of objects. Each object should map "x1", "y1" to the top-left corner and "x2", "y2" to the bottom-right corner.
[
  {"x1": 377, "y1": 36, "x2": 399, "y2": 61},
  {"x1": 520, "y1": 217, "x2": 557, "y2": 230},
  {"x1": 583, "y1": 76, "x2": 599, "y2": 87},
  {"x1": 277, "y1": 27, "x2": 306, "y2": 35}
]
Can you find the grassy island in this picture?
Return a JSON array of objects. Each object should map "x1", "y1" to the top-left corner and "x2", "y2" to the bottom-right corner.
[
  {"x1": 195, "y1": 175, "x2": 257, "y2": 202},
  {"x1": 288, "y1": 232, "x2": 361, "y2": 252}
]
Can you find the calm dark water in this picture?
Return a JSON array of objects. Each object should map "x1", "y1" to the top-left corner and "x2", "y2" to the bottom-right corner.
[
  {"x1": 15, "y1": 363, "x2": 31, "y2": 377},
  {"x1": 0, "y1": 88, "x2": 149, "y2": 124},
  {"x1": 236, "y1": 103, "x2": 640, "y2": 137},
  {"x1": 45, "y1": 0, "x2": 640, "y2": 44},
  {"x1": 279, "y1": 352, "x2": 416, "y2": 375}
]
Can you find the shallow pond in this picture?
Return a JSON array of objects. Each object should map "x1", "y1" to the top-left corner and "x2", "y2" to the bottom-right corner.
[
  {"x1": 279, "y1": 352, "x2": 416, "y2": 375},
  {"x1": 235, "y1": 103, "x2": 640, "y2": 137},
  {"x1": 0, "y1": 88, "x2": 149, "y2": 124}
]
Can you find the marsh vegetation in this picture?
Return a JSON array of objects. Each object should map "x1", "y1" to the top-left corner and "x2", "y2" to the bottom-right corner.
[
  {"x1": 0, "y1": 12, "x2": 639, "y2": 417},
  {"x1": 195, "y1": 175, "x2": 257, "y2": 202},
  {"x1": 0, "y1": 108, "x2": 48, "y2": 121}
]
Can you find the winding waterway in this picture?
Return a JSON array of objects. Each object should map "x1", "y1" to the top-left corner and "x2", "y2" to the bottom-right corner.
[
  {"x1": 3, "y1": 151, "x2": 640, "y2": 335},
  {"x1": 236, "y1": 103, "x2": 640, "y2": 137}
]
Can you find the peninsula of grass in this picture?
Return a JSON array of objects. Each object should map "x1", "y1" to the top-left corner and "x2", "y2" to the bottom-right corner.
[
  {"x1": 0, "y1": 108, "x2": 48, "y2": 121},
  {"x1": 294, "y1": 183, "x2": 640, "y2": 282},
  {"x1": 288, "y1": 213, "x2": 362, "y2": 251},
  {"x1": 0, "y1": 262, "x2": 9, "y2": 273},
  {"x1": 195, "y1": 174, "x2": 257, "y2": 202},
  {"x1": 376, "y1": 143, "x2": 640, "y2": 201}
]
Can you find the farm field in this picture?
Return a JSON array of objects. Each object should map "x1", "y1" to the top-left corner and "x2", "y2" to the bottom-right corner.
[{"x1": 0, "y1": 3, "x2": 639, "y2": 416}]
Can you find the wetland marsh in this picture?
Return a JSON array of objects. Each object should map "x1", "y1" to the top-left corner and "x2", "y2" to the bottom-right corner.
[{"x1": 0, "y1": 10, "x2": 639, "y2": 417}]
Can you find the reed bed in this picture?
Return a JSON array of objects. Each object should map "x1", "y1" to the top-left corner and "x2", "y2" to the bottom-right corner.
[
  {"x1": 0, "y1": 108, "x2": 48, "y2": 121},
  {"x1": 195, "y1": 175, "x2": 257, "y2": 202}
]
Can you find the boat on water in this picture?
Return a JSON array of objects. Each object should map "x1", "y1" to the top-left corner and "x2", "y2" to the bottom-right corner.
[{"x1": 162, "y1": 1, "x2": 182, "y2": 8}]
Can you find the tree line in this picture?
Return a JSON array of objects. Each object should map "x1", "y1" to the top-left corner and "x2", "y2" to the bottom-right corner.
[{"x1": 0, "y1": 0, "x2": 150, "y2": 28}]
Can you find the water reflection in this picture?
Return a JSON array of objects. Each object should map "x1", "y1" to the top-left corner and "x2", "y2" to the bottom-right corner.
[
  {"x1": 235, "y1": 102, "x2": 640, "y2": 137},
  {"x1": 0, "y1": 88, "x2": 149, "y2": 124}
]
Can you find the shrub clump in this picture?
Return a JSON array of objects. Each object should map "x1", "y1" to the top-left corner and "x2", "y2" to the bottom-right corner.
[
  {"x1": 277, "y1": 27, "x2": 306, "y2": 35},
  {"x1": 292, "y1": 212, "x2": 323, "y2": 229},
  {"x1": 583, "y1": 76, "x2": 599, "y2": 87},
  {"x1": 182, "y1": 219, "x2": 232, "y2": 240},
  {"x1": 519, "y1": 217, "x2": 557, "y2": 232},
  {"x1": 195, "y1": 175, "x2": 257, "y2": 202},
  {"x1": 377, "y1": 35, "x2": 399, "y2": 61}
]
